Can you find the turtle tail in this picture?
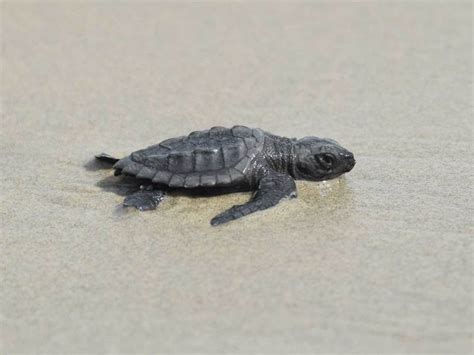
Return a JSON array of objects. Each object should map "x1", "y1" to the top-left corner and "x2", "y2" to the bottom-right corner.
[{"x1": 95, "y1": 153, "x2": 120, "y2": 165}]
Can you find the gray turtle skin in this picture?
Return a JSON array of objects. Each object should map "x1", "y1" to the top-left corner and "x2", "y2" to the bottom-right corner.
[{"x1": 96, "y1": 125, "x2": 356, "y2": 226}]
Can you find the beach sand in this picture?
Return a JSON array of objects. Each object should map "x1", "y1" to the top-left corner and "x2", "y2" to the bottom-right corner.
[{"x1": 1, "y1": 2, "x2": 472, "y2": 353}]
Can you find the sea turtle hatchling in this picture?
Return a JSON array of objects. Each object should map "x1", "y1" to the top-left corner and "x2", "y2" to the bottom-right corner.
[{"x1": 95, "y1": 125, "x2": 355, "y2": 226}]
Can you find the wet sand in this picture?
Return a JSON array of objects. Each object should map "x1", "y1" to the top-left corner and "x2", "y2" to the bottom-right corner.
[{"x1": 1, "y1": 2, "x2": 472, "y2": 353}]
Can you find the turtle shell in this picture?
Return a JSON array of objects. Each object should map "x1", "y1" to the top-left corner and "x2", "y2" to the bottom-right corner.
[{"x1": 113, "y1": 126, "x2": 265, "y2": 188}]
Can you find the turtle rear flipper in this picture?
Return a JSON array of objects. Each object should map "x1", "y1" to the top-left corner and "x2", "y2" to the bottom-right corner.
[
  {"x1": 210, "y1": 171, "x2": 297, "y2": 226},
  {"x1": 95, "y1": 153, "x2": 120, "y2": 164},
  {"x1": 123, "y1": 189, "x2": 166, "y2": 211}
]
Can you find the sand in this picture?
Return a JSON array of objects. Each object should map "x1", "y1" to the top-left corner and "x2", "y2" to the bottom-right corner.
[{"x1": 1, "y1": 2, "x2": 472, "y2": 353}]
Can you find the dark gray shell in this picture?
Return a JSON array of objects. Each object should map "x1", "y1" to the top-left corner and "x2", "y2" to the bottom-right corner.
[{"x1": 113, "y1": 126, "x2": 265, "y2": 188}]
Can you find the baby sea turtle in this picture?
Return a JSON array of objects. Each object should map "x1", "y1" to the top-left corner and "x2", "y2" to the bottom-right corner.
[{"x1": 96, "y1": 125, "x2": 355, "y2": 226}]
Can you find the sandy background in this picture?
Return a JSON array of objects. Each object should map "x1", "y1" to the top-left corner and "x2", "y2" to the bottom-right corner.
[{"x1": 1, "y1": 2, "x2": 473, "y2": 353}]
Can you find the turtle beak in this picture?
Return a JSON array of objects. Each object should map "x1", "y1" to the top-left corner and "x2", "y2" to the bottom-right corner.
[{"x1": 345, "y1": 153, "x2": 356, "y2": 172}]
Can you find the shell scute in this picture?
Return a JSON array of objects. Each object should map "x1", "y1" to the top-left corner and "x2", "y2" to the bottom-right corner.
[
  {"x1": 229, "y1": 168, "x2": 244, "y2": 182},
  {"x1": 168, "y1": 151, "x2": 193, "y2": 173},
  {"x1": 234, "y1": 158, "x2": 249, "y2": 173},
  {"x1": 222, "y1": 144, "x2": 246, "y2": 167},
  {"x1": 232, "y1": 125, "x2": 252, "y2": 138},
  {"x1": 169, "y1": 174, "x2": 185, "y2": 187},
  {"x1": 113, "y1": 156, "x2": 131, "y2": 170},
  {"x1": 136, "y1": 166, "x2": 156, "y2": 179},
  {"x1": 216, "y1": 171, "x2": 232, "y2": 185},
  {"x1": 194, "y1": 147, "x2": 222, "y2": 171},
  {"x1": 209, "y1": 126, "x2": 227, "y2": 136},
  {"x1": 184, "y1": 174, "x2": 201, "y2": 188},
  {"x1": 244, "y1": 136, "x2": 257, "y2": 149},
  {"x1": 122, "y1": 162, "x2": 141, "y2": 175},
  {"x1": 159, "y1": 136, "x2": 185, "y2": 150},
  {"x1": 200, "y1": 174, "x2": 217, "y2": 187},
  {"x1": 152, "y1": 171, "x2": 172, "y2": 184}
]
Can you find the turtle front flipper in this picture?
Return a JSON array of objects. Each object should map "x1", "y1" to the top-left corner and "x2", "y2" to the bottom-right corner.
[{"x1": 210, "y1": 171, "x2": 297, "y2": 226}]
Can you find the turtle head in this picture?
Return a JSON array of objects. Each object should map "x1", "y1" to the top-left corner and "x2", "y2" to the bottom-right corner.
[{"x1": 292, "y1": 137, "x2": 356, "y2": 181}]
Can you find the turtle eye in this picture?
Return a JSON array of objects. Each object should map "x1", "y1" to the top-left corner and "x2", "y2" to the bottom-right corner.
[{"x1": 317, "y1": 154, "x2": 334, "y2": 168}]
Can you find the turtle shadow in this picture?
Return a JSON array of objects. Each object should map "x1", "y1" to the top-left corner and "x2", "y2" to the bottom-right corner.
[
  {"x1": 84, "y1": 157, "x2": 113, "y2": 171},
  {"x1": 96, "y1": 175, "x2": 144, "y2": 197}
]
